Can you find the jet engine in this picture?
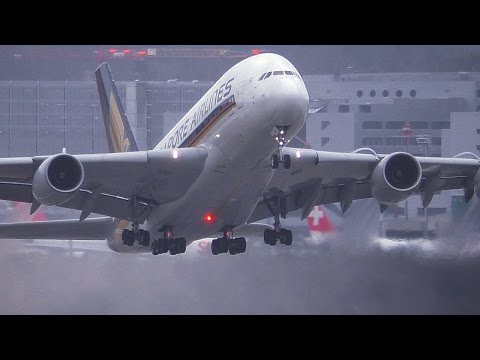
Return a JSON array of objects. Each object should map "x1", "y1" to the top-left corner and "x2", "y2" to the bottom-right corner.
[
  {"x1": 32, "y1": 153, "x2": 84, "y2": 206},
  {"x1": 371, "y1": 152, "x2": 422, "y2": 205}
]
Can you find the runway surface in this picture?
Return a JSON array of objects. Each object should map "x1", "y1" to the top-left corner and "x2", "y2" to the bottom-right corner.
[{"x1": 1, "y1": 227, "x2": 480, "y2": 314}]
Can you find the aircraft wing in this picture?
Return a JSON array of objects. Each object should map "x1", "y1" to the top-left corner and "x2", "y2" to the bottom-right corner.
[
  {"x1": 0, "y1": 148, "x2": 207, "y2": 223},
  {"x1": 248, "y1": 147, "x2": 480, "y2": 223}
]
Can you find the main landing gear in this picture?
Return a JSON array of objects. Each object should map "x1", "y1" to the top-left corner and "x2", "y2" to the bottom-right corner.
[
  {"x1": 122, "y1": 223, "x2": 150, "y2": 247},
  {"x1": 271, "y1": 126, "x2": 291, "y2": 170},
  {"x1": 151, "y1": 226, "x2": 186, "y2": 256},
  {"x1": 263, "y1": 195, "x2": 293, "y2": 247},
  {"x1": 211, "y1": 227, "x2": 246, "y2": 256}
]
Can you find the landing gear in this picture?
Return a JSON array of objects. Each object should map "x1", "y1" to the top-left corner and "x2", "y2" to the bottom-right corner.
[
  {"x1": 151, "y1": 226, "x2": 186, "y2": 256},
  {"x1": 211, "y1": 227, "x2": 247, "y2": 256},
  {"x1": 122, "y1": 226, "x2": 150, "y2": 247},
  {"x1": 271, "y1": 126, "x2": 291, "y2": 170},
  {"x1": 263, "y1": 194, "x2": 293, "y2": 247}
]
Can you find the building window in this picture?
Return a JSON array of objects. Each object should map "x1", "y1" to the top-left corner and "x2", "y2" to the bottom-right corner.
[
  {"x1": 362, "y1": 121, "x2": 382, "y2": 129},
  {"x1": 383, "y1": 90, "x2": 389, "y2": 97},
  {"x1": 386, "y1": 137, "x2": 405, "y2": 145},
  {"x1": 321, "y1": 121, "x2": 330, "y2": 130},
  {"x1": 357, "y1": 90, "x2": 363, "y2": 98},
  {"x1": 477, "y1": 105, "x2": 480, "y2": 112},
  {"x1": 370, "y1": 90, "x2": 376, "y2": 98},
  {"x1": 476, "y1": 129, "x2": 480, "y2": 135},
  {"x1": 396, "y1": 90, "x2": 403, "y2": 97},
  {"x1": 321, "y1": 137, "x2": 330, "y2": 146},
  {"x1": 410, "y1": 121, "x2": 429, "y2": 129},
  {"x1": 476, "y1": 89, "x2": 480, "y2": 97},
  {"x1": 362, "y1": 137, "x2": 383, "y2": 145},
  {"x1": 339, "y1": 104, "x2": 350, "y2": 113},
  {"x1": 359, "y1": 104, "x2": 372, "y2": 113},
  {"x1": 477, "y1": 145, "x2": 480, "y2": 152},
  {"x1": 385, "y1": 121, "x2": 405, "y2": 129},
  {"x1": 431, "y1": 121, "x2": 450, "y2": 129}
]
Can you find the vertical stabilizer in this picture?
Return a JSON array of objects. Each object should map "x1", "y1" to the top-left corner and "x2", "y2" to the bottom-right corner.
[{"x1": 95, "y1": 63, "x2": 139, "y2": 153}]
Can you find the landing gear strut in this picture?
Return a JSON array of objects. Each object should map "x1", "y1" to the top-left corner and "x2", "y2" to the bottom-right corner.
[
  {"x1": 263, "y1": 195, "x2": 293, "y2": 246},
  {"x1": 211, "y1": 227, "x2": 247, "y2": 256},
  {"x1": 271, "y1": 126, "x2": 291, "y2": 170},
  {"x1": 151, "y1": 226, "x2": 186, "y2": 256}
]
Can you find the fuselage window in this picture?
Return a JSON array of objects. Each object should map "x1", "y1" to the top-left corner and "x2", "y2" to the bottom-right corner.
[
  {"x1": 258, "y1": 73, "x2": 266, "y2": 81},
  {"x1": 285, "y1": 71, "x2": 294, "y2": 75},
  {"x1": 264, "y1": 72, "x2": 272, "y2": 79},
  {"x1": 273, "y1": 71, "x2": 284, "y2": 76}
]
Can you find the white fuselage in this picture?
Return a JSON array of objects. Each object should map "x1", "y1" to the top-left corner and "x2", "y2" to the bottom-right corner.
[{"x1": 113, "y1": 53, "x2": 309, "y2": 252}]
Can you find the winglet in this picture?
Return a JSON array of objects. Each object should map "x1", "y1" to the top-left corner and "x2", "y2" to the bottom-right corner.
[{"x1": 95, "y1": 63, "x2": 139, "y2": 153}]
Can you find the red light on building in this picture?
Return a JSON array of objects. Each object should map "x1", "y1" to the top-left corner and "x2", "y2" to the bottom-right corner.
[
  {"x1": 137, "y1": 50, "x2": 147, "y2": 56},
  {"x1": 203, "y1": 213, "x2": 215, "y2": 223},
  {"x1": 123, "y1": 49, "x2": 132, "y2": 54},
  {"x1": 251, "y1": 49, "x2": 261, "y2": 55},
  {"x1": 108, "y1": 49, "x2": 117, "y2": 53}
]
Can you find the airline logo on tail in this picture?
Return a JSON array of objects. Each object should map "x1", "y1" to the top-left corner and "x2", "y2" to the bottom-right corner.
[
  {"x1": 95, "y1": 63, "x2": 139, "y2": 153},
  {"x1": 307, "y1": 206, "x2": 334, "y2": 241}
]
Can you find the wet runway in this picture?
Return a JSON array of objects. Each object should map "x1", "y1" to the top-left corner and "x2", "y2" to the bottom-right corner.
[{"x1": 1, "y1": 229, "x2": 480, "y2": 314}]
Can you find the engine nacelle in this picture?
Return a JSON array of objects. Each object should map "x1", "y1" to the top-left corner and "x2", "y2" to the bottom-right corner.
[
  {"x1": 32, "y1": 153, "x2": 84, "y2": 206},
  {"x1": 371, "y1": 152, "x2": 422, "y2": 205}
]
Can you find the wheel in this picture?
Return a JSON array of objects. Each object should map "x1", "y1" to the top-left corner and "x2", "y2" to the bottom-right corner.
[
  {"x1": 159, "y1": 238, "x2": 169, "y2": 253},
  {"x1": 284, "y1": 229, "x2": 293, "y2": 246},
  {"x1": 211, "y1": 239, "x2": 220, "y2": 255},
  {"x1": 264, "y1": 229, "x2": 271, "y2": 245},
  {"x1": 238, "y1": 237, "x2": 246, "y2": 253},
  {"x1": 264, "y1": 229, "x2": 276, "y2": 246},
  {"x1": 125, "y1": 231, "x2": 134, "y2": 246},
  {"x1": 283, "y1": 154, "x2": 291, "y2": 169},
  {"x1": 278, "y1": 229, "x2": 286, "y2": 244},
  {"x1": 122, "y1": 229, "x2": 130, "y2": 245},
  {"x1": 220, "y1": 237, "x2": 230, "y2": 254},
  {"x1": 176, "y1": 237, "x2": 186, "y2": 254},
  {"x1": 140, "y1": 230, "x2": 150, "y2": 246},
  {"x1": 152, "y1": 239, "x2": 160, "y2": 255},
  {"x1": 271, "y1": 154, "x2": 280, "y2": 169}
]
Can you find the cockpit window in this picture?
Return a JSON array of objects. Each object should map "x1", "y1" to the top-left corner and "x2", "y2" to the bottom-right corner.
[
  {"x1": 264, "y1": 72, "x2": 272, "y2": 79},
  {"x1": 284, "y1": 71, "x2": 294, "y2": 75},
  {"x1": 273, "y1": 71, "x2": 284, "y2": 75},
  {"x1": 258, "y1": 73, "x2": 266, "y2": 81}
]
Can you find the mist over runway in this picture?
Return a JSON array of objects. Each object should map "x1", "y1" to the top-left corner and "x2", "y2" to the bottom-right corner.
[{"x1": 1, "y1": 206, "x2": 480, "y2": 315}]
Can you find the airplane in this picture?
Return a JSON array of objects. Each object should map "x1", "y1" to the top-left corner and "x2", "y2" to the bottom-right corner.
[{"x1": 0, "y1": 52, "x2": 479, "y2": 257}]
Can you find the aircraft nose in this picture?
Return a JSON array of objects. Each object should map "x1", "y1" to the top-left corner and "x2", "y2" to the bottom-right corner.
[{"x1": 266, "y1": 78, "x2": 309, "y2": 126}]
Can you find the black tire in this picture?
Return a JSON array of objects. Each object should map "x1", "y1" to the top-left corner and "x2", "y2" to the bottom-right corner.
[
  {"x1": 283, "y1": 154, "x2": 291, "y2": 169},
  {"x1": 238, "y1": 237, "x2": 247, "y2": 253},
  {"x1": 220, "y1": 237, "x2": 230, "y2": 253},
  {"x1": 271, "y1": 154, "x2": 280, "y2": 169},
  {"x1": 140, "y1": 230, "x2": 150, "y2": 246},
  {"x1": 176, "y1": 237, "x2": 187, "y2": 254},
  {"x1": 122, "y1": 229, "x2": 130, "y2": 245},
  {"x1": 284, "y1": 230, "x2": 293, "y2": 246},
  {"x1": 211, "y1": 239, "x2": 220, "y2": 255},
  {"x1": 264, "y1": 229, "x2": 271, "y2": 245},
  {"x1": 159, "y1": 238, "x2": 169, "y2": 253},
  {"x1": 127, "y1": 232, "x2": 135, "y2": 246},
  {"x1": 152, "y1": 239, "x2": 160, "y2": 255}
]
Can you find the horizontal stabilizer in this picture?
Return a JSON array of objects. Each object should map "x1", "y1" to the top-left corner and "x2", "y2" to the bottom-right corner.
[{"x1": 0, "y1": 217, "x2": 115, "y2": 240}]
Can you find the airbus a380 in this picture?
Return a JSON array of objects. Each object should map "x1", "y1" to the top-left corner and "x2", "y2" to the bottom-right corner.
[{"x1": 1, "y1": 53, "x2": 480, "y2": 257}]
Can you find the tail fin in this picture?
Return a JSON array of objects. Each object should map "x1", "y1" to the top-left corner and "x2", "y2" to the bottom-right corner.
[
  {"x1": 95, "y1": 62, "x2": 139, "y2": 153},
  {"x1": 307, "y1": 206, "x2": 334, "y2": 234}
]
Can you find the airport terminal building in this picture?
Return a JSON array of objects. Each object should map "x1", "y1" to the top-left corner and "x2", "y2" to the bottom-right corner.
[{"x1": 1, "y1": 71, "x2": 479, "y2": 220}]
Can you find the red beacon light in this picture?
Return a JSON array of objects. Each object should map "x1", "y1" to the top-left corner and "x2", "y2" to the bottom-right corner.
[
  {"x1": 203, "y1": 213, "x2": 215, "y2": 223},
  {"x1": 108, "y1": 49, "x2": 117, "y2": 53},
  {"x1": 123, "y1": 49, "x2": 132, "y2": 54},
  {"x1": 251, "y1": 49, "x2": 262, "y2": 55}
]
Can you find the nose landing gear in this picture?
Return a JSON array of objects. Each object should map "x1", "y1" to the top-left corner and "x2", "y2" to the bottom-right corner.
[{"x1": 271, "y1": 126, "x2": 291, "y2": 169}]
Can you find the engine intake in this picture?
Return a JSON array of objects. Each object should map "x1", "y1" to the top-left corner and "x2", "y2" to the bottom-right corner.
[
  {"x1": 32, "y1": 154, "x2": 84, "y2": 206},
  {"x1": 371, "y1": 152, "x2": 422, "y2": 205}
]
